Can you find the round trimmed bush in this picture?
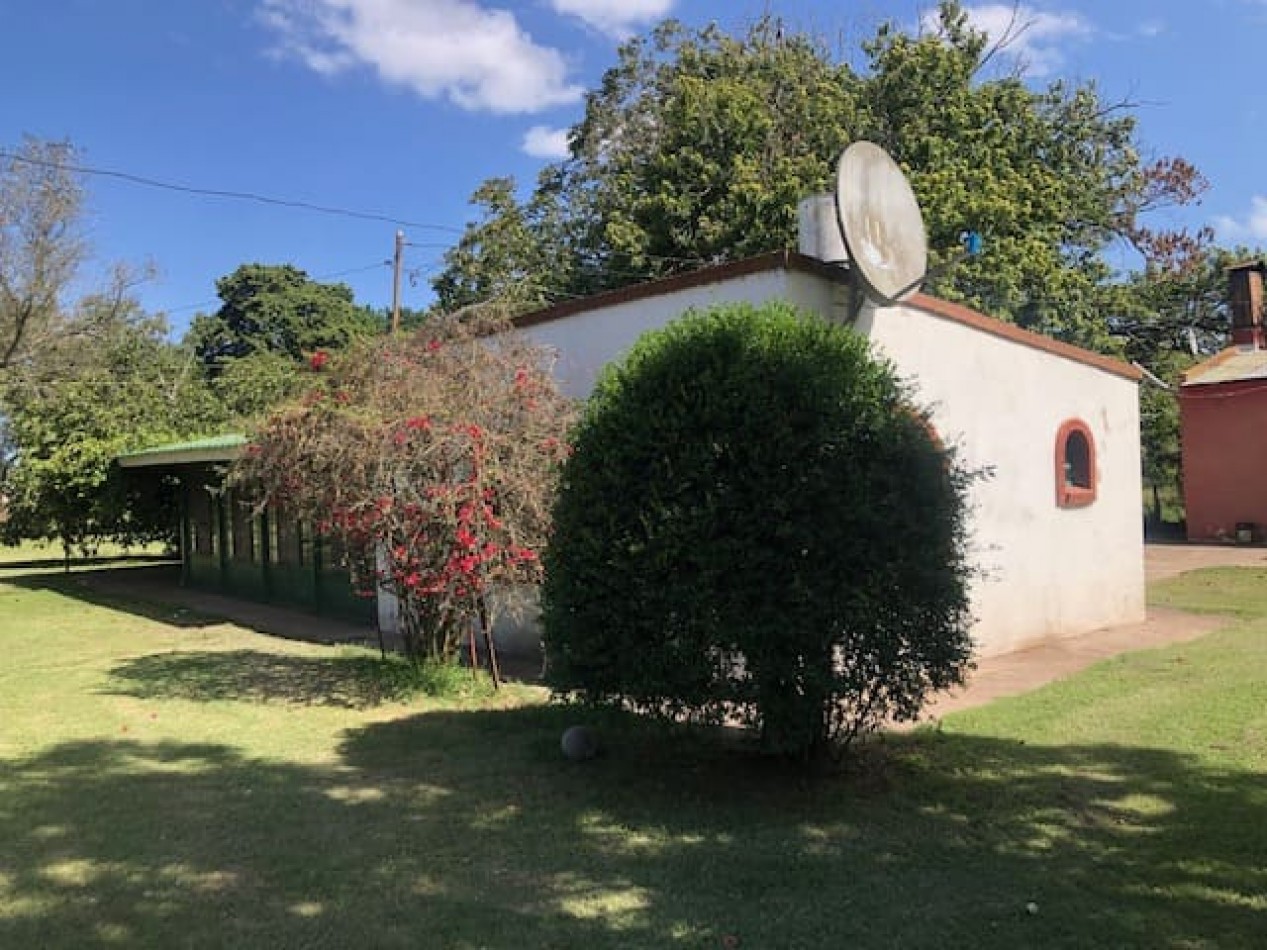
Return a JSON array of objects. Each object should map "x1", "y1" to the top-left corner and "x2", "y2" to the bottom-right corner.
[{"x1": 541, "y1": 301, "x2": 973, "y2": 760}]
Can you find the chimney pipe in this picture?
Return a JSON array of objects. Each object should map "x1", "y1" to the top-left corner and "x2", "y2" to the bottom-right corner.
[{"x1": 1228, "y1": 260, "x2": 1267, "y2": 348}]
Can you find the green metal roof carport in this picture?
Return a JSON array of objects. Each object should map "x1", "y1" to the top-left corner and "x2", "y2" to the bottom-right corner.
[{"x1": 116, "y1": 434, "x2": 247, "y2": 469}]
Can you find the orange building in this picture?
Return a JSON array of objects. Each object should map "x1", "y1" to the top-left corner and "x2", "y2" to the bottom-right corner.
[{"x1": 1180, "y1": 261, "x2": 1267, "y2": 542}]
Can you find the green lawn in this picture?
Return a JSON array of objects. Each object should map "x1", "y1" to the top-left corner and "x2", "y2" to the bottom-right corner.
[
  {"x1": 1, "y1": 550, "x2": 1264, "y2": 948},
  {"x1": 0, "y1": 539, "x2": 172, "y2": 578}
]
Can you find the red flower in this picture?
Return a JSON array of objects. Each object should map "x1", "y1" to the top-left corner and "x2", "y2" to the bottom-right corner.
[
  {"x1": 508, "y1": 546, "x2": 538, "y2": 564},
  {"x1": 309, "y1": 350, "x2": 330, "y2": 371},
  {"x1": 426, "y1": 339, "x2": 442, "y2": 353}
]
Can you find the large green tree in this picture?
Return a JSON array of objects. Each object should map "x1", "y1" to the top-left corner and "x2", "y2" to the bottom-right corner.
[
  {"x1": 186, "y1": 263, "x2": 380, "y2": 419},
  {"x1": 188, "y1": 263, "x2": 378, "y2": 368},
  {"x1": 434, "y1": 17, "x2": 858, "y2": 310},
  {"x1": 432, "y1": 2, "x2": 1205, "y2": 354},
  {"x1": 431, "y1": 178, "x2": 563, "y2": 314}
]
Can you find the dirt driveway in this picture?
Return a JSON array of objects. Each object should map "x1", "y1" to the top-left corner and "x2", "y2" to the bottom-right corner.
[{"x1": 923, "y1": 542, "x2": 1264, "y2": 719}]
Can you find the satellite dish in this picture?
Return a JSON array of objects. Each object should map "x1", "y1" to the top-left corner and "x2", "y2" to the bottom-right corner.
[{"x1": 834, "y1": 141, "x2": 928, "y2": 305}]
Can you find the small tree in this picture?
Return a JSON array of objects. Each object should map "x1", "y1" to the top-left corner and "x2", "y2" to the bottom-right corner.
[
  {"x1": 235, "y1": 311, "x2": 574, "y2": 671},
  {"x1": 1, "y1": 287, "x2": 224, "y2": 555},
  {"x1": 542, "y1": 302, "x2": 975, "y2": 760}
]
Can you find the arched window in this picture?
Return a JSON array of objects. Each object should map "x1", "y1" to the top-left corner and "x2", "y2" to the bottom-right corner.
[{"x1": 1055, "y1": 419, "x2": 1097, "y2": 508}]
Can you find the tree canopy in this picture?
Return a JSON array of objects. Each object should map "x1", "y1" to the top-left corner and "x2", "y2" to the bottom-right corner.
[
  {"x1": 428, "y1": 2, "x2": 1254, "y2": 512},
  {"x1": 2, "y1": 289, "x2": 224, "y2": 551},
  {"x1": 188, "y1": 263, "x2": 380, "y2": 372},
  {"x1": 0, "y1": 137, "x2": 87, "y2": 375},
  {"x1": 183, "y1": 262, "x2": 382, "y2": 422},
  {"x1": 432, "y1": 2, "x2": 1210, "y2": 355}
]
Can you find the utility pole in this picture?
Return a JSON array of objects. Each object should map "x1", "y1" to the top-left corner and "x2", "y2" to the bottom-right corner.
[{"x1": 390, "y1": 229, "x2": 405, "y2": 333}]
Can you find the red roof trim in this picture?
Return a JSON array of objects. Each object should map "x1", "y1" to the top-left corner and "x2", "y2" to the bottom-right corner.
[
  {"x1": 513, "y1": 251, "x2": 1141, "y2": 382},
  {"x1": 513, "y1": 251, "x2": 844, "y2": 329},
  {"x1": 1178, "y1": 376, "x2": 1267, "y2": 398}
]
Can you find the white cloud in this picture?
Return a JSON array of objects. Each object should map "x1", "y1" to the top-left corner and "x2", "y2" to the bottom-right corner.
[
  {"x1": 259, "y1": 0, "x2": 583, "y2": 114},
  {"x1": 1214, "y1": 196, "x2": 1267, "y2": 242},
  {"x1": 521, "y1": 125, "x2": 571, "y2": 159},
  {"x1": 923, "y1": 4, "x2": 1092, "y2": 77},
  {"x1": 549, "y1": 0, "x2": 675, "y2": 38}
]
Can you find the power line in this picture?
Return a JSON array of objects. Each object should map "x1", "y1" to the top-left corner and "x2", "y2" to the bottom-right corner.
[
  {"x1": 162, "y1": 260, "x2": 394, "y2": 315},
  {"x1": 0, "y1": 150, "x2": 462, "y2": 233}
]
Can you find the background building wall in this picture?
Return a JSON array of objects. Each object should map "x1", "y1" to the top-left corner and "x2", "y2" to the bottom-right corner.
[{"x1": 1180, "y1": 381, "x2": 1267, "y2": 541}]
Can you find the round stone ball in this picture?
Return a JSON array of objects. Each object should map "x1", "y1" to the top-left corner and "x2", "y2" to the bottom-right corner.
[{"x1": 561, "y1": 725, "x2": 599, "y2": 762}]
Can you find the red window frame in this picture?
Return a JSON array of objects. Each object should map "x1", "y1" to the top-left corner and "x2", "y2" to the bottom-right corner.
[{"x1": 1055, "y1": 418, "x2": 1097, "y2": 508}]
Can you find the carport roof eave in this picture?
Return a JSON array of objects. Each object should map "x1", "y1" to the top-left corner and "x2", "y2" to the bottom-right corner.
[{"x1": 116, "y1": 434, "x2": 247, "y2": 469}]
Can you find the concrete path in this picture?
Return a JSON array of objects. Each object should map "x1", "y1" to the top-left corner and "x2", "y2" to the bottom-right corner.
[
  {"x1": 921, "y1": 543, "x2": 1262, "y2": 719},
  {"x1": 1143, "y1": 541, "x2": 1267, "y2": 583}
]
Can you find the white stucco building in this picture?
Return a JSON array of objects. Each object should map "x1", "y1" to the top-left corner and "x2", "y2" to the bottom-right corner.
[{"x1": 515, "y1": 250, "x2": 1145, "y2": 657}]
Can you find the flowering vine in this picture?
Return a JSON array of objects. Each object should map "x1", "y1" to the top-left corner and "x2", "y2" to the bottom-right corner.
[{"x1": 234, "y1": 309, "x2": 574, "y2": 674}]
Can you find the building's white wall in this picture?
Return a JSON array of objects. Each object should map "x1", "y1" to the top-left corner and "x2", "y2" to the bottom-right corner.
[
  {"x1": 374, "y1": 581, "x2": 543, "y2": 659},
  {"x1": 855, "y1": 300, "x2": 1145, "y2": 655},
  {"x1": 379, "y1": 266, "x2": 1145, "y2": 660},
  {"x1": 524, "y1": 270, "x2": 800, "y2": 397}
]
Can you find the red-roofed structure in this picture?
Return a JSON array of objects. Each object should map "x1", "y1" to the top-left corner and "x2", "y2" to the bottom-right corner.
[{"x1": 1180, "y1": 261, "x2": 1267, "y2": 542}]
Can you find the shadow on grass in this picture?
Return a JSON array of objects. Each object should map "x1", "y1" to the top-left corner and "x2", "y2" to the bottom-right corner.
[
  {"x1": 2, "y1": 564, "x2": 228, "y2": 629},
  {"x1": 106, "y1": 650, "x2": 427, "y2": 709},
  {"x1": 0, "y1": 553, "x2": 177, "y2": 574},
  {"x1": 3, "y1": 563, "x2": 378, "y2": 646},
  {"x1": 1, "y1": 708, "x2": 1264, "y2": 948}
]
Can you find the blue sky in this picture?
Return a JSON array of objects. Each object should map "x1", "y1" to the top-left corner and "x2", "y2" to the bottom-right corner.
[{"x1": 3, "y1": 0, "x2": 1265, "y2": 335}]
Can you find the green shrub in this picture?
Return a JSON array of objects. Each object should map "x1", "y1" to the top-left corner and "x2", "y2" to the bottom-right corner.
[
  {"x1": 349, "y1": 652, "x2": 496, "y2": 702},
  {"x1": 541, "y1": 301, "x2": 975, "y2": 760}
]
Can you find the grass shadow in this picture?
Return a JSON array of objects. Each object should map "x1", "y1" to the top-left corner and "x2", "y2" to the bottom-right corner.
[
  {"x1": 2, "y1": 710, "x2": 1264, "y2": 948},
  {"x1": 106, "y1": 649, "x2": 437, "y2": 709},
  {"x1": 337, "y1": 708, "x2": 1267, "y2": 947},
  {"x1": 0, "y1": 552, "x2": 177, "y2": 575},
  {"x1": 2, "y1": 563, "x2": 378, "y2": 644},
  {"x1": 2, "y1": 564, "x2": 227, "y2": 628}
]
